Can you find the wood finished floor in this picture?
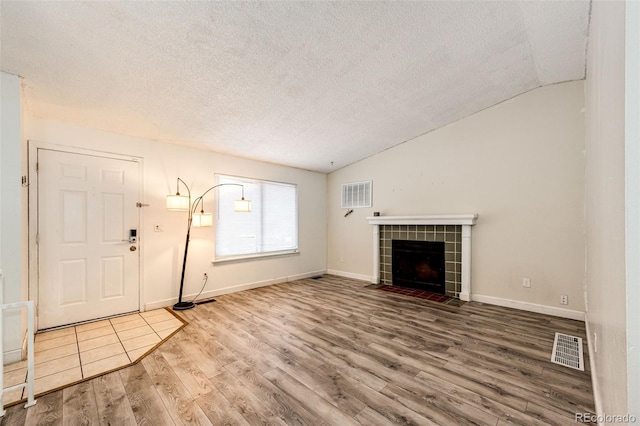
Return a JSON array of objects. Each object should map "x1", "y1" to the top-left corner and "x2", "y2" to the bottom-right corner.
[{"x1": 1, "y1": 275, "x2": 595, "y2": 425}]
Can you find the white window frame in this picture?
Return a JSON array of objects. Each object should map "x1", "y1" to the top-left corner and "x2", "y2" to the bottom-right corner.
[{"x1": 213, "y1": 174, "x2": 299, "y2": 263}]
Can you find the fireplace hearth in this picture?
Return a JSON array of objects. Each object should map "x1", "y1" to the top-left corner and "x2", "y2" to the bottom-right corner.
[{"x1": 392, "y1": 240, "x2": 445, "y2": 293}]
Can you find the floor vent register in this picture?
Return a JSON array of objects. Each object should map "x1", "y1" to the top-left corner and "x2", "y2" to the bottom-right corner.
[{"x1": 551, "y1": 332, "x2": 584, "y2": 371}]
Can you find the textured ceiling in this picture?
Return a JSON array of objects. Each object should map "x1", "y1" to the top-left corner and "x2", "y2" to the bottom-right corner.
[{"x1": 0, "y1": 1, "x2": 590, "y2": 173}]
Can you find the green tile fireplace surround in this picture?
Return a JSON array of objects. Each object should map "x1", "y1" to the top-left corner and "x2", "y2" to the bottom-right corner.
[{"x1": 366, "y1": 214, "x2": 478, "y2": 300}]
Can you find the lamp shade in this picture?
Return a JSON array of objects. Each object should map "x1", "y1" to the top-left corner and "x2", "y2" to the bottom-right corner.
[
  {"x1": 166, "y1": 194, "x2": 189, "y2": 211},
  {"x1": 192, "y1": 212, "x2": 213, "y2": 227},
  {"x1": 234, "y1": 198, "x2": 252, "y2": 212}
]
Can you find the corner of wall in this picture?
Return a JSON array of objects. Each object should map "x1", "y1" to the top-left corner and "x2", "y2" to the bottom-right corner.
[
  {"x1": 584, "y1": 314, "x2": 603, "y2": 417},
  {"x1": 1, "y1": 71, "x2": 27, "y2": 358}
]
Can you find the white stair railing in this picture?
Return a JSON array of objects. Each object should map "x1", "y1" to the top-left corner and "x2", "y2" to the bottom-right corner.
[{"x1": 1, "y1": 269, "x2": 37, "y2": 416}]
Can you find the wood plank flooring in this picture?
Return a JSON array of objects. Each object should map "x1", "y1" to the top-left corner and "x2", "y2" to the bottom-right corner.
[{"x1": 1, "y1": 275, "x2": 595, "y2": 425}]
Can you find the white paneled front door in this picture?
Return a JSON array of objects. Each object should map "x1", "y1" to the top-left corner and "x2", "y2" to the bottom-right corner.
[{"x1": 37, "y1": 149, "x2": 140, "y2": 329}]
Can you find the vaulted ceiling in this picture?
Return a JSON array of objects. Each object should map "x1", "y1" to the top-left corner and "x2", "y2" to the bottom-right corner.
[{"x1": 1, "y1": 1, "x2": 590, "y2": 172}]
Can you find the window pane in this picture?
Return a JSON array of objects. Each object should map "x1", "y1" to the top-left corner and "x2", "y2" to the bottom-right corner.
[
  {"x1": 215, "y1": 175, "x2": 298, "y2": 258},
  {"x1": 215, "y1": 179, "x2": 257, "y2": 256},
  {"x1": 262, "y1": 182, "x2": 297, "y2": 252}
]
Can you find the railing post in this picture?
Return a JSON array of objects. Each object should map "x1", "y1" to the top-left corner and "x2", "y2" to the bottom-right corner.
[
  {"x1": 1, "y1": 269, "x2": 5, "y2": 418},
  {"x1": 24, "y1": 301, "x2": 36, "y2": 408}
]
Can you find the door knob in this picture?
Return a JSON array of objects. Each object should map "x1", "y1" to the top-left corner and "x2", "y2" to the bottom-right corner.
[{"x1": 130, "y1": 246, "x2": 137, "y2": 251}]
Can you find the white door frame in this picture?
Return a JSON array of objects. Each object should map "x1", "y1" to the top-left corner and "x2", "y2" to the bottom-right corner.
[{"x1": 28, "y1": 140, "x2": 145, "y2": 330}]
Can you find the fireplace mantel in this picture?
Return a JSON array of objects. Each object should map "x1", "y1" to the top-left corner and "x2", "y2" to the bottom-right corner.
[
  {"x1": 366, "y1": 214, "x2": 478, "y2": 226},
  {"x1": 367, "y1": 214, "x2": 478, "y2": 301}
]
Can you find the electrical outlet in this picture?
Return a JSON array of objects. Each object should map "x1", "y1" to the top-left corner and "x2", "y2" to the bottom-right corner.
[
  {"x1": 154, "y1": 225, "x2": 163, "y2": 232},
  {"x1": 522, "y1": 277, "x2": 531, "y2": 288},
  {"x1": 560, "y1": 294, "x2": 568, "y2": 305}
]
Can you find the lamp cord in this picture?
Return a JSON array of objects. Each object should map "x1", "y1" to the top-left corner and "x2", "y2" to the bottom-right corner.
[{"x1": 190, "y1": 273, "x2": 209, "y2": 304}]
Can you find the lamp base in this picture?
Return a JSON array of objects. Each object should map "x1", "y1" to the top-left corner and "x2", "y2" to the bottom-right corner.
[{"x1": 172, "y1": 301, "x2": 195, "y2": 311}]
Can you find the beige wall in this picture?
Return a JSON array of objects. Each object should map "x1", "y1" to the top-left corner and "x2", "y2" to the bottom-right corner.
[
  {"x1": 625, "y1": 1, "x2": 640, "y2": 417},
  {"x1": 25, "y1": 117, "x2": 327, "y2": 311},
  {"x1": 584, "y1": 0, "x2": 629, "y2": 417},
  {"x1": 328, "y1": 81, "x2": 586, "y2": 313},
  {"x1": 1, "y1": 71, "x2": 27, "y2": 362}
]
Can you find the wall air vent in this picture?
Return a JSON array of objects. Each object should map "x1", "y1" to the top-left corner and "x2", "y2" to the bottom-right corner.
[
  {"x1": 341, "y1": 181, "x2": 372, "y2": 209},
  {"x1": 551, "y1": 332, "x2": 584, "y2": 370}
]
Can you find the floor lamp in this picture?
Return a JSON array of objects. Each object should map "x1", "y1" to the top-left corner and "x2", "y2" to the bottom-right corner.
[{"x1": 166, "y1": 178, "x2": 251, "y2": 310}]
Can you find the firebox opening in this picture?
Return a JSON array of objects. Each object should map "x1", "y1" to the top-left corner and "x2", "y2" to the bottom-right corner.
[{"x1": 392, "y1": 240, "x2": 445, "y2": 294}]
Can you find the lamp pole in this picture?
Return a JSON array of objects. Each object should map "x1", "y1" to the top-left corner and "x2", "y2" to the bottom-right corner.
[
  {"x1": 173, "y1": 178, "x2": 193, "y2": 310},
  {"x1": 170, "y1": 179, "x2": 247, "y2": 310},
  {"x1": 175, "y1": 213, "x2": 194, "y2": 309}
]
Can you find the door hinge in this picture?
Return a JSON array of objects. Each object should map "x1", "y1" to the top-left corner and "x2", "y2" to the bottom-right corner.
[
  {"x1": 36, "y1": 162, "x2": 39, "y2": 173},
  {"x1": 22, "y1": 176, "x2": 28, "y2": 186},
  {"x1": 36, "y1": 233, "x2": 40, "y2": 245},
  {"x1": 136, "y1": 202, "x2": 150, "y2": 208}
]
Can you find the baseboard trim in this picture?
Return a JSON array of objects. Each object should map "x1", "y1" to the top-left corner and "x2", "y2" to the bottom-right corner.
[
  {"x1": 471, "y1": 294, "x2": 586, "y2": 320},
  {"x1": 584, "y1": 314, "x2": 603, "y2": 418},
  {"x1": 144, "y1": 270, "x2": 328, "y2": 311},
  {"x1": 326, "y1": 269, "x2": 372, "y2": 282}
]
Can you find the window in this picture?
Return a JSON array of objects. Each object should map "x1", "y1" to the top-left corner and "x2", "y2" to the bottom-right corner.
[{"x1": 215, "y1": 174, "x2": 298, "y2": 260}]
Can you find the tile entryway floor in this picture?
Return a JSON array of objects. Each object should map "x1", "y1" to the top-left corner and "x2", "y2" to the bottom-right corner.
[{"x1": 2, "y1": 308, "x2": 185, "y2": 406}]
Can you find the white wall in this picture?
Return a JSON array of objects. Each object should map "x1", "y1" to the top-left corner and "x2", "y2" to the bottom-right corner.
[
  {"x1": 625, "y1": 1, "x2": 640, "y2": 417},
  {"x1": 1, "y1": 71, "x2": 28, "y2": 363},
  {"x1": 25, "y1": 117, "x2": 327, "y2": 312},
  {"x1": 585, "y1": 0, "x2": 637, "y2": 419},
  {"x1": 328, "y1": 81, "x2": 586, "y2": 316}
]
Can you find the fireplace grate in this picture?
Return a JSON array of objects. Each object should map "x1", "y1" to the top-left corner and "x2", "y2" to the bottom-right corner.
[{"x1": 551, "y1": 332, "x2": 584, "y2": 371}]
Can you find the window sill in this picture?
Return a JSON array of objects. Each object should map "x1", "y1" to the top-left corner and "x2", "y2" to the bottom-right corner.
[{"x1": 212, "y1": 249, "x2": 300, "y2": 265}]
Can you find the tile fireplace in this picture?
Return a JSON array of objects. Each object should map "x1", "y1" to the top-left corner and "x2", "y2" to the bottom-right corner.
[{"x1": 367, "y1": 215, "x2": 478, "y2": 300}]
